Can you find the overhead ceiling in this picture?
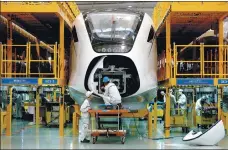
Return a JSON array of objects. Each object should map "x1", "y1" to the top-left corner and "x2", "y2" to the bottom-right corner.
[{"x1": 76, "y1": 1, "x2": 157, "y2": 16}]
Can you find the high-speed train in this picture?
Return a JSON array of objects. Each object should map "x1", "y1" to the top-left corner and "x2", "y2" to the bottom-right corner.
[{"x1": 68, "y1": 9, "x2": 157, "y2": 110}]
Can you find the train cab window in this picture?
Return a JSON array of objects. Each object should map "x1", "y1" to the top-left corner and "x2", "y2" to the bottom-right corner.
[
  {"x1": 147, "y1": 26, "x2": 154, "y2": 43},
  {"x1": 72, "y1": 26, "x2": 78, "y2": 42},
  {"x1": 83, "y1": 10, "x2": 144, "y2": 53}
]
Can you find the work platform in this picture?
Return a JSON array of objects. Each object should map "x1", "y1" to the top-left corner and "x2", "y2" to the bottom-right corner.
[
  {"x1": 0, "y1": 2, "x2": 81, "y2": 85},
  {"x1": 0, "y1": 2, "x2": 80, "y2": 28}
]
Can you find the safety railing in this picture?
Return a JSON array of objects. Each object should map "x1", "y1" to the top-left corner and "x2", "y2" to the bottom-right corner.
[
  {"x1": 0, "y1": 42, "x2": 59, "y2": 78},
  {"x1": 157, "y1": 44, "x2": 228, "y2": 80},
  {"x1": 174, "y1": 44, "x2": 228, "y2": 78}
]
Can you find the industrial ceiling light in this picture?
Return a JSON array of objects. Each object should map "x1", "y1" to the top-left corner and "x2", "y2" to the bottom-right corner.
[{"x1": 128, "y1": 6, "x2": 132, "y2": 8}]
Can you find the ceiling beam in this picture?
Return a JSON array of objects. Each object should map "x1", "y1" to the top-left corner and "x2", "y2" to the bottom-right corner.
[{"x1": 0, "y1": 15, "x2": 54, "y2": 52}]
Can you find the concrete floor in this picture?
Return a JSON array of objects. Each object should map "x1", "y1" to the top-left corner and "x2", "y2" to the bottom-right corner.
[{"x1": 1, "y1": 119, "x2": 228, "y2": 149}]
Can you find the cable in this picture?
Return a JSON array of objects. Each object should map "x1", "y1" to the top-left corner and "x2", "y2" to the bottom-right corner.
[{"x1": 130, "y1": 112, "x2": 185, "y2": 140}]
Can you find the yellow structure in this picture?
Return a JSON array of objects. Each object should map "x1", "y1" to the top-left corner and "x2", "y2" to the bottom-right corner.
[
  {"x1": 1, "y1": 111, "x2": 7, "y2": 134},
  {"x1": 196, "y1": 116, "x2": 217, "y2": 127},
  {"x1": 73, "y1": 104, "x2": 80, "y2": 136},
  {"x1": 153, "y1": 2, "x2": 228, "y2": 137},
  {"x1": 5, "y1": 87, "x2": 13, "y2": 136},
  {"x1": 0, "y1": 2, "x2": 80, "y2": 28}
]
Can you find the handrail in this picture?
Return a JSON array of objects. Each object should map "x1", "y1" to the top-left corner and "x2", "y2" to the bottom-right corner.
[
  {"x1": 1, "y1": 43, "x2": 59, "y2": 78},
  {"x1": 158, "y1": 44, "x2": 228, "y2": 80}
]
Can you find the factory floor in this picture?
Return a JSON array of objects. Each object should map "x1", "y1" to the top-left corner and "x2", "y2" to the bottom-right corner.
[{"x1": 1, "y1": 119, "x2": 228, "y2": 149}]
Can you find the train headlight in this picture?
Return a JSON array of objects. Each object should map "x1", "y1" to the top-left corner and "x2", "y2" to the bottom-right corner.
[{"x1": 94, "y1": 45, "x2": 130, "y2": 53}]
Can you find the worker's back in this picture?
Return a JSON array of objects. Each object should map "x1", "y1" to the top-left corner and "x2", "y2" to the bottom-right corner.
[
  {"x1": 178, "y1": 94, "x2": 187, "y2": 109},
  {"x1": 80, "y1": 99, "x2": 90, "y2": 118},
  {"x1": 104, "y1": 83, "x2": 121, "y2": 103}
]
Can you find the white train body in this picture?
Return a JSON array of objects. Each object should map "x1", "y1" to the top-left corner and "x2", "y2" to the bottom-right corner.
[{"x1": 69, "y1": 9, "x2": 157, "y2": 110}]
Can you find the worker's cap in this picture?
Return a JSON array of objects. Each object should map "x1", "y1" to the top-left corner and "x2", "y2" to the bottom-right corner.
[
  {"x1": 160, "y1": 91, "x2": 165, "y2": 95},
  {"x1": 86, "y1": 91, "x2": 93, "y2": 98},
  {"x1": 103, "y1": 76, "x2": 110, "y2": 83},
  {"x1": 179, "y1": 89, "x2": 183, "y2": 92}
]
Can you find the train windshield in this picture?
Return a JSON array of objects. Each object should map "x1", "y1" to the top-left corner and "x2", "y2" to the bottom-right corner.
[{"x1": 84, "y1": 11, "x2": 143, "y2": 53}]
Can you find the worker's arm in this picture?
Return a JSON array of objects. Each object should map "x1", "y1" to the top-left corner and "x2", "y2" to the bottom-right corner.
[
  {"x1": 163, "y1": 96, "x2": 166, "y2": 103},
  {"x1": 80, "y1": 100, "x2": 91, "y2": 113}
]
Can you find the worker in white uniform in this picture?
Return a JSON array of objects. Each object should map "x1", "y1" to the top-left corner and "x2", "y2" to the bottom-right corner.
[
  {"x1": 12, "y1": 88, "x2": 23, "y2": 119},
  {"x1": 195, "y1": 95, "x2": 209, "y2": 116},
  {"x1": 169, "y1": 89, "x2": 177, "y2": 116},
  {"x1": 80, "y1": 91, "x2": 93, "y2": 143},
  {"x1": 160, "y1": 91, "x2": 166, "y2": 121},
  {"x1": 177, "y1": 89, "x2": 187, "y2": 115},
  {"x1": 100, "y1": 76, "x2": 122, "y2": 107}
]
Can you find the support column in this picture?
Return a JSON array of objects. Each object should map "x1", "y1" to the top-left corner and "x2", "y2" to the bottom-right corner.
[
  {"x1": 166, "y1": 15, "x2": 171, "y2": 79},
  {"x1": 59, "y1": 87, "x2": 65, "y2": 136},
  {"x1": 59, "y1": 16, "x2": 65, "y2": 82},
  {"x1": 153, "y1": 102, "x2": 157, "y2": 130},
  {"x1": 219, "y1": 18, "x2": 224, "y2": 78},
  {"x1": 0, "y1": 43, "x2": 2, "y2": 80},
  {"x1": 164, "y1": 87, "x2": 170, "y2": 137},
  {"x1": 7, "y1": 19, "x2": 13, "y2": 77},
  {"x1": 6, "y1": 87, "x2": 12, "y2": 136},
  {"x1": 36, "y1": 87, "x2": 40, "y2": 126},
  {"x1": 148, "y1": 106, "x2": 153, "y2": 138},
  {"x1": 193, "y1": 40, "x2": 197, "y2": 74},
  {"x1": 218, "y1": 87, "x2": 222, "y2": 120},
  {"x1": 73, "y1": 104, "x2": 80, "y2": 136}
]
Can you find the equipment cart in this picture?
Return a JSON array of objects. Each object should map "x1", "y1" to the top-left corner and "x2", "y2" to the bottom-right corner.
[
  {"x1": 196, "y1": 106, "x2": 217, "y2": 129},
  {"x1": 88, "y1": 105, "x2": 128, "y2": 144}
]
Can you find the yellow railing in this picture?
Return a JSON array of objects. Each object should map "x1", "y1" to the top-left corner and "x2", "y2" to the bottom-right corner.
[
  {"x1": 0, "y1": 42, "x2": 59, "y2": 78},
  {"x1": 171, "y1": 44, "x2": 228, "y2": 78}
]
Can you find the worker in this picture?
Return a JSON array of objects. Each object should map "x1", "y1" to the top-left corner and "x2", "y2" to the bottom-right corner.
[
  {"x1": 100, "y1": 76, "x2": 122, "y2": 108},
  {"x1": 13, "y1": 88, "x2": 23, "y2": 119},
  {"x1": 177, "y1": 89, "x2": 187, "y2": 115},
  {"x1": 195, "y1": 95, "x2": 209, "y2": 116},
  {"x1": 80, "y1": 91, "x2": 93, "y2": 143},
  {"x1": 160, "y1": 91, "x2": 166, "y2": 121},
  {"x1": 169, "y1": 89, "x2": 177, "y2": 116}
]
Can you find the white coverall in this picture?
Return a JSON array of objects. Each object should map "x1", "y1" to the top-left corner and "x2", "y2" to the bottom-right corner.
[
  {"x1": 102, "y1": 83, "x2": 121, "y2": 105},
  {"x1": 195, "y1": 98, "x2": 205, "y2": 116},
  {"x1": 80, "y1": 99, "x2": 91, "y2": 141},
  {"x1": 178, "y1": 94, "x2": 187, "y2": 115}
]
